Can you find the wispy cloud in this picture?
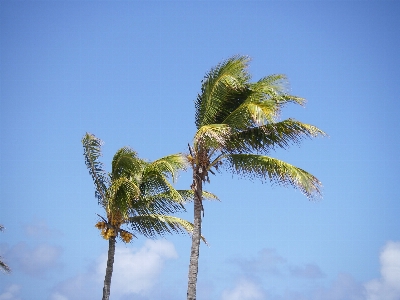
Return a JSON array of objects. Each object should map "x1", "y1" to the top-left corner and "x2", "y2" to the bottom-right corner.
[
  {"x1": 5, "y1": 243, "x2": 62, "y2": 278},
  {"x1": 229, "y1": 247, "x2": 325, "y2": 280},
  {"x1": 289, "y1": 263, "x2": 325, "y2": 279},
  {"x1": 50, "y1": 239, "x2": 178, "y2": 300},
  {"x1": 223, "y1": 241, "x2": 400, "y2": 300},
  {"x1": 304, "y1": 273, "x2": 365, "y2": 300},
  {"x1": 23, "y1": 219, "x2": 63, "y2": 239},
  {"x1": 229, "y1": 248, "x2": 286, "y2": 276}
]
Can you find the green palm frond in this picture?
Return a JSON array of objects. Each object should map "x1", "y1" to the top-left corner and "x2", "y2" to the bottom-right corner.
[
  {"x1": 223, "y1": 99, "x2": 278, "y2": 129},
  {"x1": 128, "y1": 215, "x2": 207, "y2": 244},
  {"x1": 111, "y1": 147, "x2": 143, "y2": 181},
  {"x1": 135, "y1": 189, "x2": 186, "y2": 216},
  {"x1": 134, "y1": 155, "x2": 191, "y2": 215},
  {"x1": 195, "y1": 55, "x2": 251, "y2": 128},
  {"x1": 253, "y1": 74, "x2": 287, "y2": 89},
  {"x1": 253, "y1": 75, "x2": 306, "y2": 106},
  {"x1": 140, "y1": 167, "x2": 181, "y2": 199},
  {"x1": 82, "y1": 133, "x2": 110, "y2": 205},
  {"x1": 149, "y1": 154, "x2": 188, "y2": 183},
  {"x1": 226, "y1": 154, "x2": 322, "y2": 199},
  {"x1": 175, "y1": 190, "x2": 219, "y2": 202},
  {"x1": 223, "y1": 76, "x2": 306, "y2": 129},
  {"x1": 193, "y1": 124, "x2": 233, "y2": 151},
  {"x1": 225, "y1": 119, "x2": 326, "y2": 154},
  {"x1": 107, "y1": 177, "x2": 141, "y2": 214}
]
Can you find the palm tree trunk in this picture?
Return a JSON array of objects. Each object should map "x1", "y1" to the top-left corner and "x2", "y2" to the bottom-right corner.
[
  {"x1": 187, "y1": 169, "x2": 203, "y2": 300},
  {"x1": 102, "y1": 235, "x2": 116, "y2": 300}
]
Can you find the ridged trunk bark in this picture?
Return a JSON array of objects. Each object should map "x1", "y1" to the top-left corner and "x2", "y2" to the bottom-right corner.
[
  {"x1": 187, "y1": 168, "x2": 202, "y2": 300},
  {"x1": 102, "y1": 235, "x2": 116, "y2": 300}
]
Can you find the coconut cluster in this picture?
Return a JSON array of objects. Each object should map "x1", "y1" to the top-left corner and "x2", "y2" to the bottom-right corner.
[
  {"x1": 95, "y1": 221, "x2": 116, "y2": 239},
  {"x1": 120, "y1": 230, "x2": 133, "y2": 243},
  {"x1": 95, "y1": 221, "x2": 133, "y2": 243}
]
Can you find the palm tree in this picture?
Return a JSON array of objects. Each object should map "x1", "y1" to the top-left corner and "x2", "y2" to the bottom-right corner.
[
  {"x1": 186, "y1": 55, "x2": 326, "y2": 299},
  {"x1": 82, "y1": 133, "x2": 211, "y2": 300},
  {"x1": 0, "y1": 225, "x2": 10, "y2": 273}
]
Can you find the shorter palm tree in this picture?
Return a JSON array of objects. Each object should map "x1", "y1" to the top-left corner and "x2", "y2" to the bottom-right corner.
[
  {"x1": 0, "y1": 225, "x2": 10, "y2": 274},
  {"x1": 83, "y1": 133, "x2": 211, "y2": 300}
]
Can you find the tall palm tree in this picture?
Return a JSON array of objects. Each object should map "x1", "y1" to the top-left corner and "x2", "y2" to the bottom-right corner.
[
  {"x1": 186, "y1": 55, "x2": 326, "y2": 299},
  {"x1": 0, "y1": 225, "x2": 11, "y2": 273},
  {"x1": 82, "y1": 133, "x2": 211, "y2": 300}
]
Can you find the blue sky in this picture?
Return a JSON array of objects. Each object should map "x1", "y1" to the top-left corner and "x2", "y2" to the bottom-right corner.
[{"x1": 1, "y1": 1, "x2": 399, "y2": 299}]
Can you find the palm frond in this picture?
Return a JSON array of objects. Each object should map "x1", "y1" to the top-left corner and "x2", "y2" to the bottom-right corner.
[
  {"x1": 195, "y1": 55, "x2": 251, "y2": 128},
  {"x1": 128, "y1": 215, "x2": 207, "y2": 244},
  {"x1": 225, "y1": 119, "x2": 326, "y2": 154},
  {"x1": 0, "y1": 259, "x2": 11, "y2": 273},
  {"x1": 149, "y1": 154, "x2": 188, "y2": 183},
  {"x1": 226, "y1": 154, "x2": 322, "y2": 199},
  {"x1": 193, "y1": 124, "x2": 233, "y2": 152},
  {"x1": 223, "y1": 99, "x2": 278, "y2": 129},
  {"x1": 107, "y1": 177, "x2": 141, "y2": 214},
  {"x1": 175, "y1": 190, "x2": 219, "y2": 202},
  {"x1": 253, "y1": 75, "x2": 306, "y2": 107},
  {"x1": 134, "y1": 189, "x2": 187, "y2": 216},
  {"x1": 0, "y1": 226, "x2": 10, "y2": 273},
  {"x1": 140, "y1": 167, "x2": 181, "y2": 198},
  {"x1": 82, "y1": 133, "x2": 110, "y2": 205},
  {"x1": 111, "y1": 147, "x2": 143, "y2": 181},
  {"x1": 222, "y1": 75, "x2": 307, "y2": 129}
]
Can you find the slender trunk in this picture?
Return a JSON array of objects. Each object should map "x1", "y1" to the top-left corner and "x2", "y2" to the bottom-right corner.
[
  {"x1": 102, "y1": 236, "x2": 116, "y2": 300},
  {"x1": 187, "y1": 168, "x2": 202, "y2": 300}
]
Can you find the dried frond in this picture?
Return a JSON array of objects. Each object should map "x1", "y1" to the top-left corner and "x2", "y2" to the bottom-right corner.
[{"x1": 82, "y1": 133, "x2": 110, "y2": 206}]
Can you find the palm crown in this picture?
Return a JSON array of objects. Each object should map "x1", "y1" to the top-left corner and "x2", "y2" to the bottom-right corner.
[
  {"x1": 82, "y1": 133, "x2": 209, "y2": 242},
  {"x1": 191, "y1": 55, "x2": 325, "y2": 198}
]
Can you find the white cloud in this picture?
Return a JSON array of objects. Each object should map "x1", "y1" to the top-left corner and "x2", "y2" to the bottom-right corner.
[
  {"x1": 365, "y1": 241, "x2": 400, "y2": 300},
  {"x1": 226, "y1": 240, "x2": 400, "y2": 300},
  {"x1": 221, "y1": 279, "x2": 265, "y2": 300},
  {"x1": 7, "y1": 243, "x2": 62, "y2": 277},
  {"x1": 51, "y1": 239, "x2": 178, "y2": 300},
  {"x1": 97, "y1": 239, "x2": 177, "y2": 297},
  {"x1": 0, "y1": 284, "x2": 21, "y2": 300}
]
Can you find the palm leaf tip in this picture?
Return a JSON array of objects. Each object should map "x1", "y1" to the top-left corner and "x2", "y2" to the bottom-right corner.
[
  {"x1": 128, "y1": 215, "x2": 207, "y2": 244},
  {"x1": 227, "y1": 154, "x2": 322, "y2": 200},
  {"x1": 150, "y1": 153, "x2": 189, "y2": 183},
  {"x1": 175, "y1": 190, "x2": 219, "y2": 203},
  {"x1": 0, "y1": 260, "x2": 11, "y2": 273},
  {"x1": 195, "y1": 55, "x2": 252, "y2": 128}
]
